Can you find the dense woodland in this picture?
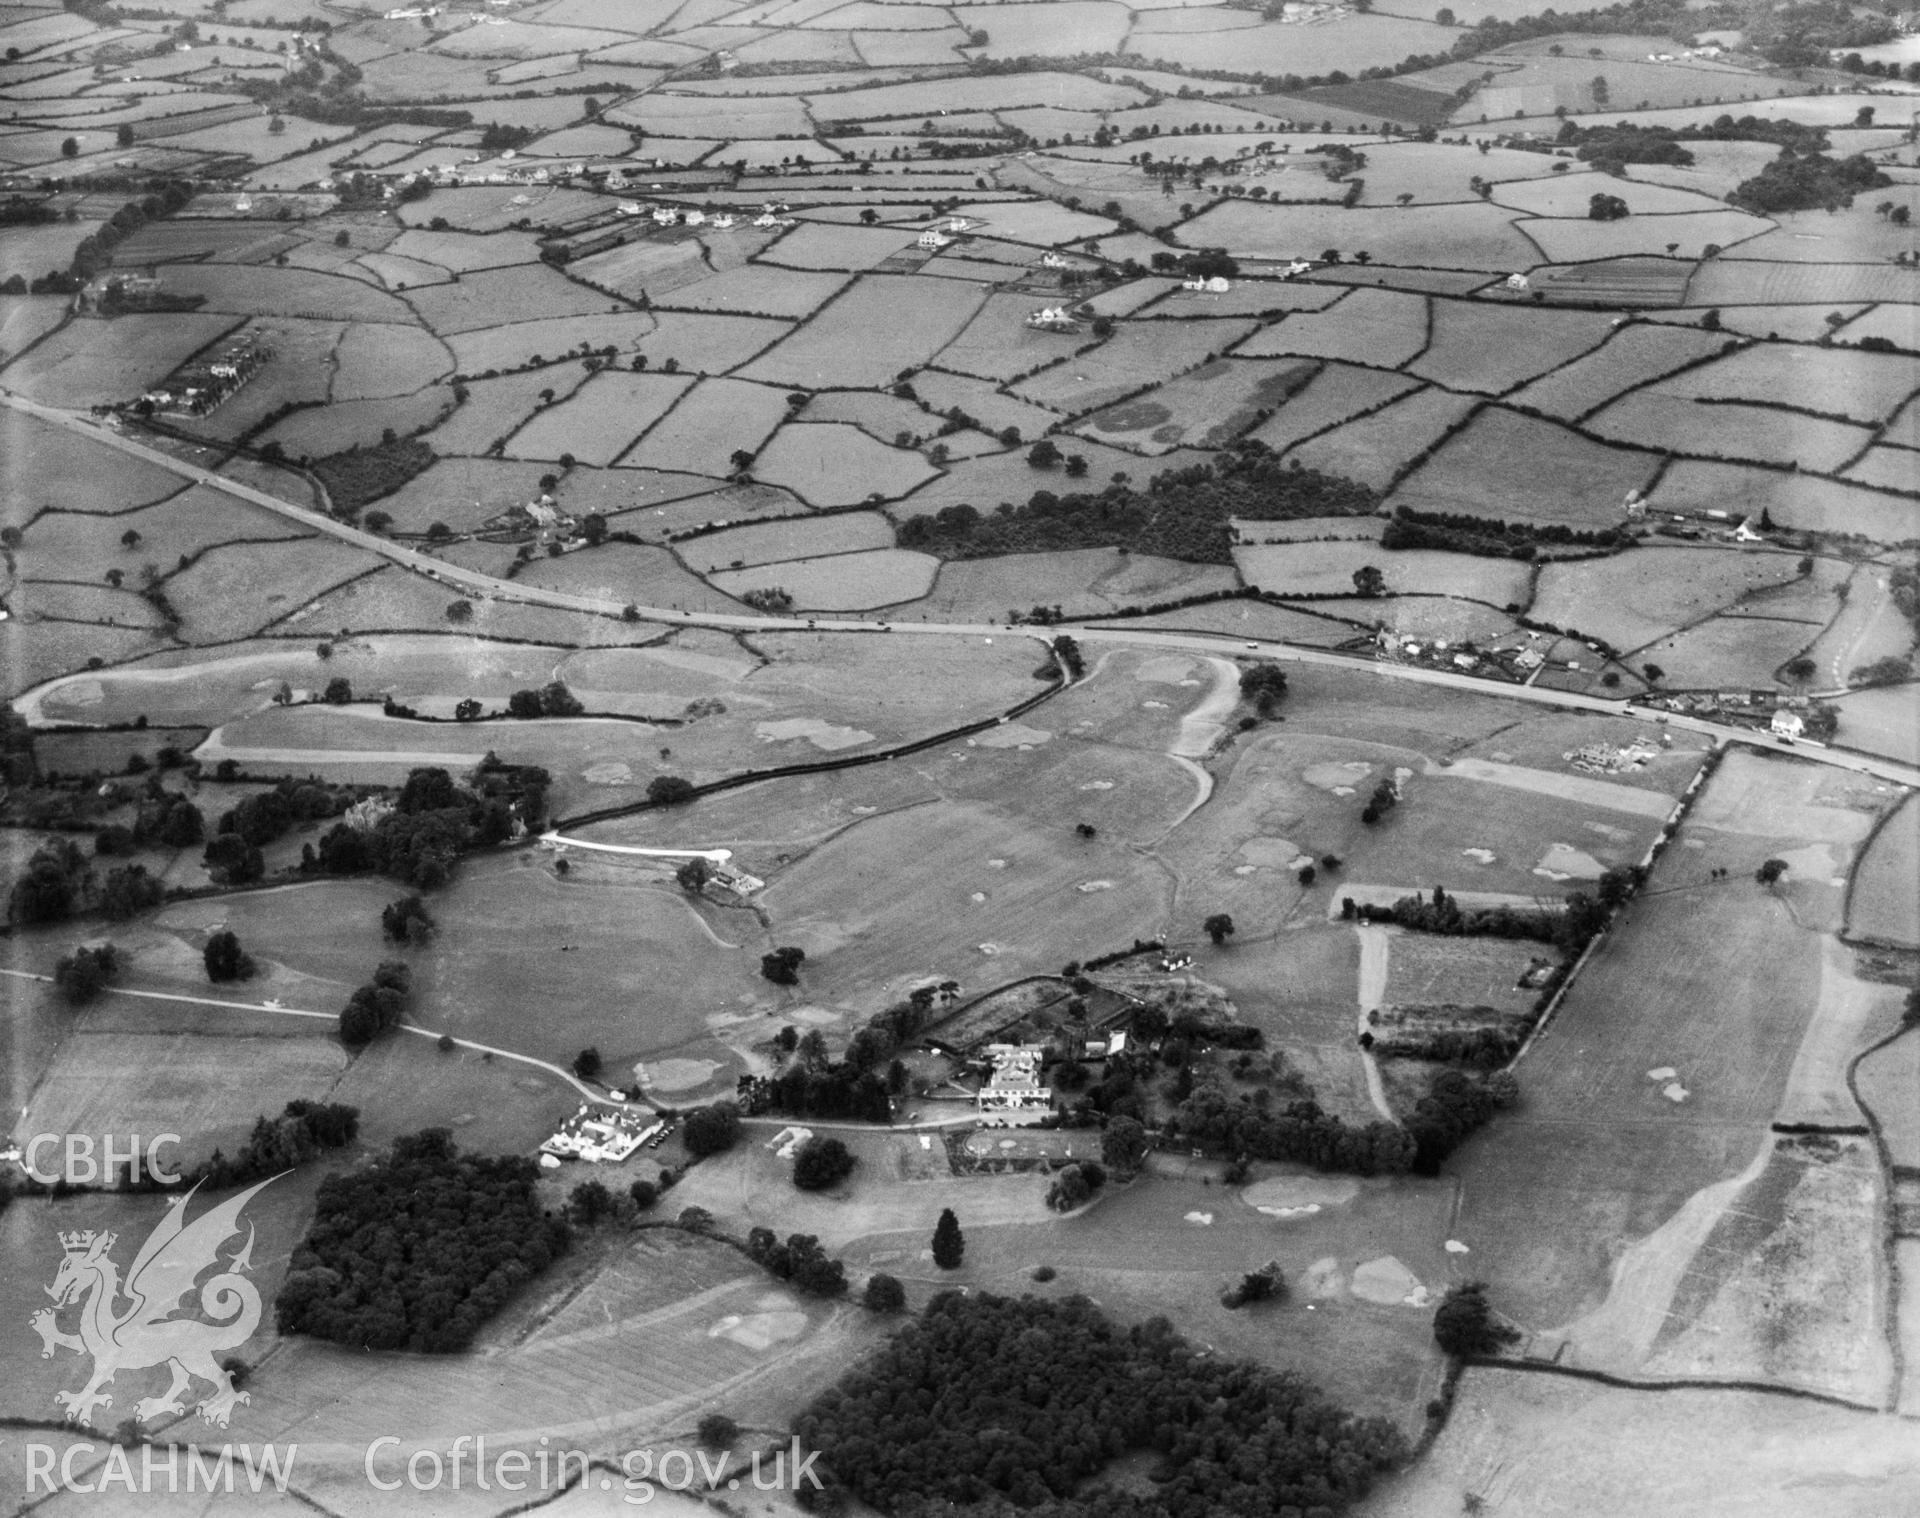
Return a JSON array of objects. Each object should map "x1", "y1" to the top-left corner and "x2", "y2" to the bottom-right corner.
[
  {"x1": 897, "y1": 444, "x2": 1377, "y2": 564},
  {"x1": 795, "y1": 1291, "x2": 1405, "y2": 1516},
  {"x1": 274, "y1": 1129, "x2": 570, "y2": 1352}
]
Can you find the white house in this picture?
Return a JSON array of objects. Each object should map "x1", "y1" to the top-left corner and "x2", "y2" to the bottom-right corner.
[
  {"x1": 1771, "y1": 710, "x2": 1806, "y2": 740},
  {"x1": 1025, "y1": 305, "x2": 1077, "y2": 330},
  {"x1": 616, "y1": 200, "x2": 643, "y2": 216},
  {"x1": 1283, "y1": 259, "x2": 1314, "y2": 278},
  {"x1": 684, "y1": 209, "x2": 706, "y2": 226},
  {"x1": 1505, "y1": 272, "x2": 1530, "y2": 292},
  {"x1": 710, "y1": 213, "x2": 736, "y2": 229},
  {"x1": 918, "y1": 228, "x2": 953, "y2": 250},
  {"x1": 1182, "y1": 275, "x2": 1230, "y2": 292},
  {"x1": 1040, "y1": 251, "x2": 1070, "y2": 269}
]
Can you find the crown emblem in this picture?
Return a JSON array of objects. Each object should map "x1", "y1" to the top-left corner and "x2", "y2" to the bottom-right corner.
[{"x1": 60, "y1": 1230, "x2": 111, "y2": 1254}]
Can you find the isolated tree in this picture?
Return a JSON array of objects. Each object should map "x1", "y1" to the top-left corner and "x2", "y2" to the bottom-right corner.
[
  {"x1": 931, "y1": 1207, "x2": 965, "y2": 1269},
  {"x1": 628, "y1": 1177, "x2": 659, "y2": 1210},
  {"x1": 1756, "y1": 858, "x2": 1789, "y2": 886},
  {"x1": 55, "y1": 944, "x2": 119, "y2": 1005},
  {"x1": 116, "y1": 122, "x2": 134, "y2": 148},
  {"x1": 863, "y1": 1271, "x2": 906, "y2": 1312},
  {"x1": 675, "y1": 856, "x2": 712, "y2": 894},
  {"x1": 793, "y1": 1134, "x2": 856, "y2": 1191},
  {"x1": 729, "y1": 448, "x2": 755, "y2": 476},
  {"x1": 1027, "y1": 439, "x2": 1063, "y2": 469},
  {"x1": 1222, "y1": 1262, "x2": 1286, "y2": 1309},
  {"x1": 647, "y1": 775, "x2": 695, "y2": 805},
  {"x1": 1239, "y1": 663, "x2": 1288, "y2": 717},
  {"x1": 61, "y1": 137, "x2": 78, "y2": 158},
  {"x1": 203, "y1": 929, "x2": 257, "y2": 983},
  {"x1": 761, "y1": 945, "x2": 806, "y2": 985},
  {"x1": 1433, "y1": 1282, "x2": 1519, "y2": 1357},
  {"x1": 1203, "y1": 912, "x2": 1235, "y2": 945},
  {"x1": 323, "y1": 677, "x2": 352, "y2": 704},
  {"x1": 445, "y1": 598, "x2": 473, "y2": 623},
  {"x1": 572, "y1": 1046, "x2": 603, "y2": 1081},
  {"x1": 1101, "y1": 1114, "x2": 1150, "y2": 1177},
  {"x1": 1352, "y1": 564, "x2": 1387, "y2": 598},
  {"x1": 696, "y1": 1414, "x2": 738, "y2": 1450},
  {"x1": 569, "y1": 1178, "x2": 613, "y2": 1225},
  {"x1": 681, "y1": 1100, "x2": 742, "y2": 1157}
]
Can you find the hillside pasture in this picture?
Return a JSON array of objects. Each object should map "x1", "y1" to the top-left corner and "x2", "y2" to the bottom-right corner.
[
  {"x1": 763, "y1": 219, "x2": 919, "y2": 270},
  {"x1": 506, "y1": 369, "x2": 695, "y2": 466},
  {"x1": 1075, "y1": 355, "x2": 1319, "y2": 454},
  {"x1": 1179, "y1": 197, "x2": 1543, "y2": 272},
  {"x1": 18, "y1": 484, "x2": 306, "y2": 571},
  {"x1": 420, "y1": 365, "x2": 586, "y2": 456},
  {"x1": 909, "y1": 547, "x2": 1240, "y2": 623},
  {"x1": 259, "y1": 389, "x2": 451, "y2": 457},
  {"x1": 168, "y1": 537, "x2": 381, "y2": 644},
  {"x1": 749, "y1": 422, "x2": 939, "y2": 506},
  {"x1": 932, "y1": 291, "x2": 1100, "y2": 382},
  {"x1": 2, "y1": 311, "x2": 241, "y2": 406},
  {"x1": 1508, "y1": 321, "x2": 1729, "y2": 421},
  {"x1": 445, "y1": 310, "x2": 664, "y2": 373},
  {"x1": 1011, "y1": 317, "x2": 1257, "y2": 416},
  {"x1": 1246, "y1": 362, "x2": 1422, "y2": 452},
  {"x1": 1658, "y1": 342, "x2": 1919, "y2": 429},
  {"x1": 330, "y1": 320, "x2": 451, "y2": 400},
  {"x1": 20, "y1": 1031, "x2": 348, "y2": 1173},
  {"x1": 406, "y1": 262, "x2": 621, "y2": 336},
  {"x1": 1530, "y1": 547, "x2": 1808, "y2": 654},
  {"x1": 1848, "y1": 795, "x2": 1919, "y2": 949},
  {"x1": 1244, "y1": 542, "x2": 1532, "y2": 605},
  {"x1": 736, "y1": 274, "x2": 986, "y2": 389},
  {"x1": 516, "y1": 540, "x2": 750, "y2": 615},
  {"x1": 566, "y1": 234, "x2": 714, "y2": 303},
  {"x1": 1284, "y1": 384, "x2": 1479, "y2": 488},
  {"x1": 1233, "y1": 287, "x2": 1429, "y2": 368},
  {"x1": 1634, "y1": 614, "x2": 1819, "y2": 691},
  {"x1": 677, "y1": 511, "x2": 893, "y2": 572},
  {"x1": 1443, "y1": 751, "x2": 1867, "y2": 1335},
  {"x1": 1520, "y1": 208, "x2": 1768, "y2": 263},
  {"x1": 1408, "y1": 299, "x2": 1616, "y2": 394},
  {"x1": 1587, "y1": 392, "x2": 1874, "y2": 475},
  {"x1": 620, "y1": 376, "x2": 790, "y2": 476},
  {"x1": 708, "y1": 548, "x2": 938, "y2": 610},
  {"x1": 1388, "y1": 405, "x2": 1659, "y2": 527},
  {"x1": 1646, "y1": 462, "x2": 1917, "y2": 542}
]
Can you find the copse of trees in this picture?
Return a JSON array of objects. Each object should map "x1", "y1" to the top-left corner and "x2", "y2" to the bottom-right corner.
[
  {"x1": 381, "y1": 895, "x2": 435, "y2": 944},
  {"x1": 1730, "y1": 149, "x2": 1892, "y2": 215},
  {"x1": 761, "y1": 945, "x2": 806, "y2": 985},
  {"x1": 1171, "y1": 1075, "x2": 1417, "y2": 1175},
  {"x1": 1432, "y1": 1281, "x2": 1519, "y2": 1358},
  {"x1": 897, "y1": 441, "x2": 1376, "y2": 565},
  {"x1": 792, "y1": 1135, "x2": 857, "y2": 1191},
  {"x1": 1238, "y1": 662, "x2": 1287, "y2": 716},
  {"x1": 54, "y1": 943, "x2": 120, "y2": 1005},
  {"x1": 793, "y1": 1291, "x2": 1405, "y2": 1516},
  {"x1": 337, "y1": 961, "x2": 413, "y2": 1046},
  {"x1": 275, "y1": 1128, "x2": 570, "y2": 1353},
  {"x1": 203, "y1": 928, "x2": 257, "y2": 982},
  {"x1": 314, "y1": 760, "x2": 548, "y2": 890}
]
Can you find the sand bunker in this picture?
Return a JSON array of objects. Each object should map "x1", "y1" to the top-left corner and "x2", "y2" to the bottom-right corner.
[
  {"x1": 1663, "y1": 1082, "x2": 1690, "y2": 1103},
  {"x1": 1648, "y1": 1067, "x2": 1677, "y2": 1081},
  {"x1": 757, "y1": 717, "x2": 874, "y2": 751},
  {"x1": 1242, "y1": 1175, "x2": 1360, "y2": 1217},
  {"x1": 1078, "y1": 780, "x2": 1115, "y2": 791},
  {"x1": 1537, "y1": 843, "x2": 1606, "y2": 880},
  {"x1": 1076, "y1": 879, "x2": 1114, "y2": 893},
  {"x1": 1141, "y1": 700, "x2": 1169, "y2": 710},
  {"x1": 970, "y1": 891, "x2": 987, "y2": 902},
  {"x1": 1461, "y1": 847, "x2": 1496, "y2": 865},
  {"x1": 1351, "y1": 1255, "x2": 1428, "y2": 1307},
  {"x1": 1237, "y1": 837, "x2": 1302, "y2": 868},
  {"x1": 1184, "y1": 1211, "x2": 1214, "y2": 1226},
  {"x1": 583, "y1": 761, "x2": 633, "y2": 785},
  {"x1": 1445, "y1": 1239, "x2": 1471, "y2": 1255},
  {"x1": 1303, "y1": 1257, "x2": 1346, "y2": 1298},
  {"x1": 974, "y1": 722, "x2": 1052, "y2": 749},
  {"x1": 1303, "y1": 761, "x2": 1372, "y2": 791},
  {"x1": 710, "y1": 1305, "x2": 807, "y2": 1351},
  {"x1": 635, "y1": 1057, "x2": 722, "y2": 1092}
]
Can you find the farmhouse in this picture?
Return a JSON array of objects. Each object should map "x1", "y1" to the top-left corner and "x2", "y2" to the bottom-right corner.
[
  {"x1": 918, "y1": 228, "x2": 954, "y2": 250},
  {"x1": 1182, "y1": 275, "x2": 1231, "y2": 292},
  {"x1": 1771, "y1": 710, "x2": 1806, "y2": 741},
  {"x1": 1025, "y1": 305, "x2": 1078, "y2": 331}
]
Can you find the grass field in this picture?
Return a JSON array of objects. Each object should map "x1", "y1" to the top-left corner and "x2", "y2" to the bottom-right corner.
[
  {"x1": 709, "y1": 547, "x2": 938, "y2": 610},
  {"x1": 1408, "y1": 300, "x2": 1615, "y2": 395},
  {"x1": 1508, "y1": 321, "x2": 1730, "y2": 422},
  {"x1": 1234, "y1": 287, "x2": 1429, "y2": 369},
  {"x1": 1444, "y1": 751, "x2": 1888, "y2": 1349},
  {"x1": 1388, "y1": 405, "x2": 1659, "y2": 528},
  {"x1": 737, "y1": 274, "x2": 986, "y2": 390},
  {"x1": 1848, "y1": 796, "x2": 1919, "y2": 949},
  {"x1": 1529, "y1": 546, "x2": 1807, "y2": 655}
]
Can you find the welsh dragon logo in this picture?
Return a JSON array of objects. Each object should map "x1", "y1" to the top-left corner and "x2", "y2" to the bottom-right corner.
[{"x1": 30, "y1": 1176, "x2": 278, "y2": 1429}]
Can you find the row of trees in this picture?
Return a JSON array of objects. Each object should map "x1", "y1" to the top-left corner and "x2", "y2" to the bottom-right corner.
[{"x1": 337, "y1": 961, "x2": 413, "y2": 1046}]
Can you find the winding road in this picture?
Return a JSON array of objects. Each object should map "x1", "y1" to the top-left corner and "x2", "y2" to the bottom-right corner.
[{"x1": 7, "y1": 388, "x2": 1918, "y2": 792}]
